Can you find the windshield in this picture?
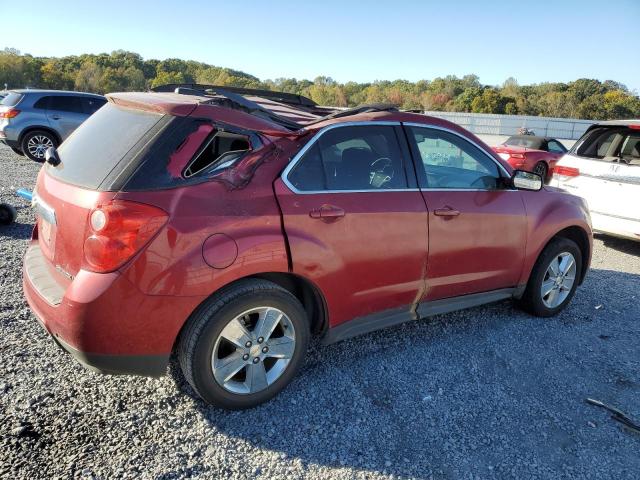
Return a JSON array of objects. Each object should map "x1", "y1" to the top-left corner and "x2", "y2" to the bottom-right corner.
[
  {"x1": 46, "y1": 103, "x2": 165, "y2": 189},
  {"x1": 504, "y1": 137, "x2": 542, "y2": 149}
]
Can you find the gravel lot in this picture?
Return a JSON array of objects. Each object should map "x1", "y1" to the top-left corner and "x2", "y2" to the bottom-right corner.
[{"x1": 1, "y1": 144, "x2": 639, "y2": 479}]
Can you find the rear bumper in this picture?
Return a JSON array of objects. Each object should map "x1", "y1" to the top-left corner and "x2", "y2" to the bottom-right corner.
[
  {"x1": 47, "y1": 319, "x2": 168, "y2": 376},
  {"x1": 1, "y1": 138, "x2": 21, "y2": 149},
  {"x1": 0, "y1": 123, "x2": 20, "y2": 144},
  {"x1": 22, "y1": 242, "x2": 201, "y2": 376}
]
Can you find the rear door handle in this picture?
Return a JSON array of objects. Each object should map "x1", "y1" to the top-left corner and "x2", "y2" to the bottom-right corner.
[
  {"x1": 309, "y1": 204, "x2": 345, "y2": 219},
  {"x1": 434, "y1": 207, "x2": 460, "y2": 217},
  {"x1": 51, "y1": 115, "x2": 61, "y2": 120}
]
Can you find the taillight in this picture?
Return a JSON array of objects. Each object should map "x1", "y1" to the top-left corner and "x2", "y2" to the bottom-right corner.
[
  {"x1": 0, "y1": 109, "x2": 20, "y2": 119},
  {"x1": 510, "y1": 153, "x2": 525, "y2": 159},
  {"x1": 83, "y1": 200, "x2": 168, "y2": 273},
  {"x1": 553, "y1": 165, "x2": 580, "y2": 177}
]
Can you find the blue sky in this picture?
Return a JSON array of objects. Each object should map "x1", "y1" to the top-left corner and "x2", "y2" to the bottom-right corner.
[{"x1": 3, "y1": 0, "x2": 639, "y2": 92}]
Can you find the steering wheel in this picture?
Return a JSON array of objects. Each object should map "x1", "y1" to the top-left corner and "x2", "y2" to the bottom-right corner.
[
  {"x1": 369, "y1": 157, "x2": 394, "y2": 188},
  {"x1": 470, "y1": 176, "x2": 495, "y2": 189}
]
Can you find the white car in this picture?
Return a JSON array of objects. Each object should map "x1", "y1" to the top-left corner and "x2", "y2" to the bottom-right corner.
[{"x1": 552, "y1": 120, "x2": 640, "y2": 242}]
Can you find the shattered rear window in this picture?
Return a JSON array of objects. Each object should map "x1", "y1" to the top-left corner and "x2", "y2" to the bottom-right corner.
[{"x1": 123, "y1": 118, "x2": 258, "y2": 191}]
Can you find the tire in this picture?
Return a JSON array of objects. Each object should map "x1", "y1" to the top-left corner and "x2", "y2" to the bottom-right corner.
[
  {"x1": 10, "y1": 147, "x2": 24, "y2": 156},
  {"x1": 518, "y1": 237, "x2": 582, "y2": 317},
  {"x1": 533, "y1": 162, "x2": 548, "y2": 183},
  {"x1": 0, "y1": 203, "x2": 17, "y2": 225},
  {"x1": 20, "y1": 130, "x2": 58, "y2": 162},
  {"x1": 178, "y1": 279, "x2": 310, "y2": 409}
]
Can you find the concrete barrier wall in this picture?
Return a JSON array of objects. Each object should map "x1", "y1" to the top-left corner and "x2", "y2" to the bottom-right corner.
[{"x1": 423, "y1": 111, "x2": 594, "y2": 140}]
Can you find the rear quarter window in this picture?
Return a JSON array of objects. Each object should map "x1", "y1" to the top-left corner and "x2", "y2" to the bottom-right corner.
[{"x1": 124, "y1": 119, "x2": 257, "y2": 190}]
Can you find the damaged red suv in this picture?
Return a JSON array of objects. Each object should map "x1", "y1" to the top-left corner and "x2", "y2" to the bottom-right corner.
[{"x1": 23, "y1": 85, "x2": 592, "y2": 409}]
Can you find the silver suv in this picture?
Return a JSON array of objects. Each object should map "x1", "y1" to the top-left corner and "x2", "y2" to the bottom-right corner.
[{"x1": 0, "y1": 90, "x2": 106, "y2": 161}]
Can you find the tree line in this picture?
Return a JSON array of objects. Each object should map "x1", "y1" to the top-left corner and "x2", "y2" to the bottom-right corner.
[{"x1": 1, "y1": 48, "x2": 639, "y2": 120}]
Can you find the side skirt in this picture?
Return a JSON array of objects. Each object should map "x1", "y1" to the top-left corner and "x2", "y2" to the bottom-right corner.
[{"x1": 322, "y1": 286, "x2": 526, "y2": 345}]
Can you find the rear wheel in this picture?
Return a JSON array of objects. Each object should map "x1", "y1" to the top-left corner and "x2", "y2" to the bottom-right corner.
[
  {"x1": 0, "y1": 203, "x2": 17, "y2": 225},
  {"x1": 533, "y1": 162, "x2": 548, "y2": 182},
  {"x1": 21, "y1": 130, "x2": 57, "y2": 162},
  {"x1": 178, "y1": 279, "x2": 309, "y2": 409},
  {"x1": 519, "y1": 237, "x2": 582, "y2": 317}
]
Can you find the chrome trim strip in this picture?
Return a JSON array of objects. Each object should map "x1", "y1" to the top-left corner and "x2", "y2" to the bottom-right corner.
[
  {"x1": 34, "y1": 195, "x2": 56, "y2": 226},
  {"x1": 280, "y1": 120, "x2": 515, "y2": 195}
]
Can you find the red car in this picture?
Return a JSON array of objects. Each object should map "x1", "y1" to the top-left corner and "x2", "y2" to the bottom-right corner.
[
  {"x1": 23, "y1": 86, "x2": 592, "y2": 409},
  {"x1": 492, "y1": 135, "x2": 568, "y2": 182}
]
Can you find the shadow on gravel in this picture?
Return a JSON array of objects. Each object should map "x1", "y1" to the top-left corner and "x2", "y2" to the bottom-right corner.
[
  {"x1": 182, "y1": 268, "x2": 640, "y2": 478},
  {"x1": 0, "y1": 221, "x2": 33, "y2": 240},
  {"x1": 594, "y1": 234, "x2": 640, "y2": 256}
]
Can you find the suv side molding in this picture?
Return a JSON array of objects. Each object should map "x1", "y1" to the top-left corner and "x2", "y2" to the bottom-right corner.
[{"x1": 323, "y1": 286, "x2": 526, "y2": 344}]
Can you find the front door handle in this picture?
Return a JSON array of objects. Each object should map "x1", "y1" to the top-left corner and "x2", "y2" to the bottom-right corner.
[
  {"x1": 434, "y1": 207, "x2": 460, "y2": 217},
  {"x1": 309, "y1": 204, "x2": 345, "y2": 219}
]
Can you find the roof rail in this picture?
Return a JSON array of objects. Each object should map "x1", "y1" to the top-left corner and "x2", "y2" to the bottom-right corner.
[
  {"x1": 160, "y1": 84, "x2": 304, "y2": 131},
  {"x1": 305, "y1": 103, "x2": 398, "y2": 125},
  {"x1": 150, "y1": 83, "x2": 317, "y2": 108}
]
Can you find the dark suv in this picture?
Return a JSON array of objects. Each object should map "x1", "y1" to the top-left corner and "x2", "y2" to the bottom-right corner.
[
  {"x1": 23, "y1": 85, "x2": 592, "y2": 409},
  {"x1": 0, "y1": 89, "x2": 106, "y2": 160}
]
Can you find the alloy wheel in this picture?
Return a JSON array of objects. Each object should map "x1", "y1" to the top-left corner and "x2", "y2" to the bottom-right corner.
[
  {"x1": 211, "y1": 307, "x2": 296, "y2": 395},
  {"x1": 540, "y1": 252, "x2": 576, "y2": 308},
  {"x1": 26, "y1": 135, "x2": 54, "y2": 159}
]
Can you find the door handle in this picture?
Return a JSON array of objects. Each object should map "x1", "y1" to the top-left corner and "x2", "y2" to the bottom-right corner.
[
  {"x1": 309, "y1": 204, "x2": 345, "y2": 219},
  {"x1": 434, "y1": 207, "x2": 460, "y2": 217},
  {"x1": 51, "y1": 115, "x2": 61, "y2": 120}
]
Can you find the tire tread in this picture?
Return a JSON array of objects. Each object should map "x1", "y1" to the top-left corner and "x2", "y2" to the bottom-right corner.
[{"x1": 177, "y1": 279, "x2": 297, "y2": 404}]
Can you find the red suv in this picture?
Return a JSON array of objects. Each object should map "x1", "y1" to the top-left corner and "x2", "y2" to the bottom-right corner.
[{"x1": 23, "y1": 85, "x2": 592, "y2": 409}]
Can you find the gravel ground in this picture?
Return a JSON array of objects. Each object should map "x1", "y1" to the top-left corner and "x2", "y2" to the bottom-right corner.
[{"x1": 1, "y1": 144, "x2": 639, "y2": 479}]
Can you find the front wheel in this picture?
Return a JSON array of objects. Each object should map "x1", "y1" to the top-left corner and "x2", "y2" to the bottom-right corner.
[
  {"x1": 518, "y1": 237, "x2": 582, "y2": 317},
  {"x1": 178, "y1": 279, "x2": 309, "y2": 409}
]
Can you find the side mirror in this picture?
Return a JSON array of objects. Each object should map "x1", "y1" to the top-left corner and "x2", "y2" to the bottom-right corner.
[
  {"x1": 45, "y1": 147, "x2": 61, "y2": 166},
  {"x1": 512, "y1": 170, "x2": 542, "y2": 191}
]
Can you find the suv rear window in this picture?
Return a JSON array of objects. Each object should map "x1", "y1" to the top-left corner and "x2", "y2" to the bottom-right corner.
[
  {"x1": 46, "y1": 103, "x2": 166, "y2": 189},
  {"x1": 572, "y1": 126, "x2": 640, "y2": 165},
  {"x1": 1, "y1": 92, "x2": 23, "y2": 107}
]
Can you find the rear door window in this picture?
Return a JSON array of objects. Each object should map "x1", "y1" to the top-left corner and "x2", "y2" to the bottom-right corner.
[
  {"x1": 46, "y1": 103, "x2": 167, "y2": 189},
  {"x1": 48, "y1": 96, "x2": 84, "y2": 114},
  {"x1": 33, "y1": 96, "x2": 51, "y2": 109}
]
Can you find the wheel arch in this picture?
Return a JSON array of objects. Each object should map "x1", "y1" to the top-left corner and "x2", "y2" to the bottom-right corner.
[
  {"x1": 19, "y1": 126, "x2": 62, "y2": 146},
  {"x1": 545, "y1": 225, "x2": 591, "y2": 284},
  {"x1": 171, "y1": 272, "x2": 328, "y2": 354}
]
